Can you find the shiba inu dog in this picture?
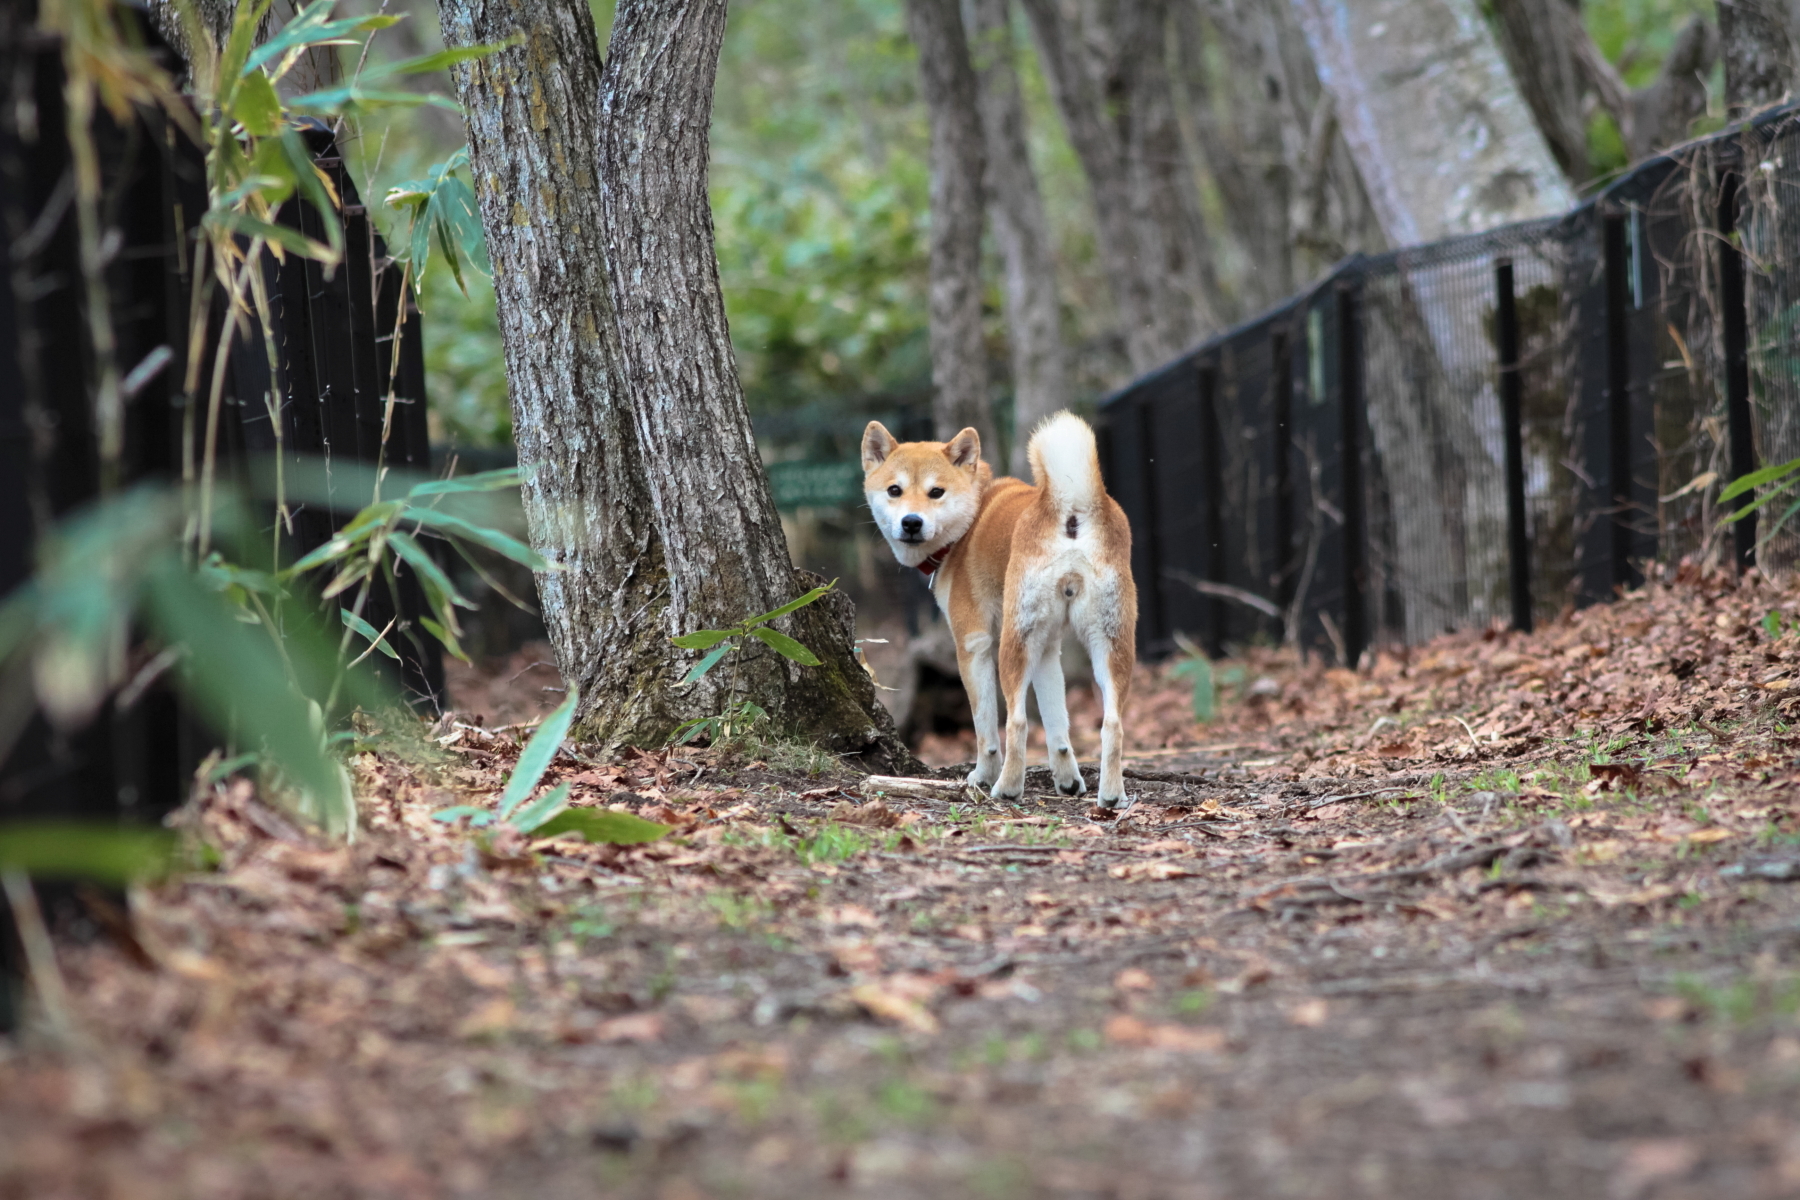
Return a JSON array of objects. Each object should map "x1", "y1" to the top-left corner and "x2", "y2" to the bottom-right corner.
[{"x1": 862, "y1": 413, "x2": 1137, "y2": 808}]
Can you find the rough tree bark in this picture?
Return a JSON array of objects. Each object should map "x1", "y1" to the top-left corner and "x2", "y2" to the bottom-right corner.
[
  {"x1": 1289, "y1": 0, "x2": 1571, "y2": 245},
  {"x1": 1491, "y1": 0, "x2": 1717, "y2": 178},
  {"x1": 963, "y1": 0, "x2": 1068, "y2": 475},
  {"x1": 435, "y1": 0, "x2": 915, "y2": 768},
  {"x1": 1176, "y1": 0, "x2": 1385, "y2": 304},
  {"x1": 1020, "y1": 0, "x2": 1222, "y2": 375},
  {"x1": 1718, "y1": 0, "x2": 1800, "y2": 112},
  {"x1": 904, "y1": 0, "x2": 996, "y2": 455}
]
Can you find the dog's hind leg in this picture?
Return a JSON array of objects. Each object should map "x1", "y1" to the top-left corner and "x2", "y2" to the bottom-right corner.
[
  {"x1": 1084, "y1": 628, "x2": 1134, "y2": 809},
  {"x1": 994, "y1": 620, "x2": 1057, "y2": 801},
  {"x1": 956, "y1": 630, "x2": 1003, "y2": 789},
  {"x1": 1032, "y1": 649, "x2": 1085, "y2": 796}
]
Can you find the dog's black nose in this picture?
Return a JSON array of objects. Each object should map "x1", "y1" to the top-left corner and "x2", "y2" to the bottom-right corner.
[{"x1": 900, "y1": 514, "x2": 924, "y2": 536}]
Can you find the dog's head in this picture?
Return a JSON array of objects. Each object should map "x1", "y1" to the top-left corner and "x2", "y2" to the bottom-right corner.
[{"x1": 862, "y1": 422, "x2": 984, "y2": 568}]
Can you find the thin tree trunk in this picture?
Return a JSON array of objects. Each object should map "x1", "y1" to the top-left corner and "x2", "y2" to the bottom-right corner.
[
  {"x1": 436, "y1": 0, "x2": 915, "y2": 768},
  {"x1": 1020, "y1": 0, "x2": 1220, "y2": 375},
  {"x1": 964, "y1": 0, "x2": 1068, "y2": 475},
  {"x1": 905, "y1": 0, "x2": 996, "y2": 454},
  {"x1": 1289, "y1": 0, "x2": 1572, "y2": 245},
  {"x1": 1486, "y1": 0, "x2": 1591, "y2": 181},
  {"x1": 1719, "y1": 0, "x2": 1800, "y2": 112}
]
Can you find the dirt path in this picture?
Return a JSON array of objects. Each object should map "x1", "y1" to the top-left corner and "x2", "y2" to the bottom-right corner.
[{"x1": 8, "y1": 569, "x2": 1800, "y2": 1199}]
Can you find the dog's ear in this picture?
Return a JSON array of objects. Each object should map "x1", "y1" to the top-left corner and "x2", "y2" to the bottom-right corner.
[
  {"x1": 944, "y1": 427, "x2": 982, "y2": 470},
  {"x1": 862, "y1": 421, "x2": 899, "y2": 472}
]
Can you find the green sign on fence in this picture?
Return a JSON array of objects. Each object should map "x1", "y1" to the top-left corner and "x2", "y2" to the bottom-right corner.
[{"x1": 766, "y1": 460, "x2": 865, "y2": 511}]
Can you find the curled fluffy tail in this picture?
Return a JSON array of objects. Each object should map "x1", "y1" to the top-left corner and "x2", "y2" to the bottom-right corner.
[{"x1": 1027, "y1": 411, "x2": 1102, "y2": 515}]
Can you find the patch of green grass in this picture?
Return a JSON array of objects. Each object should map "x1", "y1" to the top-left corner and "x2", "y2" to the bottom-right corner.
[
  {"x1": 1174, "y1": 988, "x2": 1214, "y2": 1017},
  {"x1": 876, "y1": 1078, "x2": 936, "y2": 1124},
  {"x1": 1667, "y1": 972, "x2": 1800, "y2": 1027},
  {"x1": 796, "y1": 823, "x2": 874, "y2": 864},
  {"x1": 708, "y1": 890, "x2": 772, "y2": 929},
  {"x1": 1066, "y1": 1027, "x2": 1102, "y2": 1053},
  {"x1": 566, "y1": 903, "x2": 616, "y2": 944}
]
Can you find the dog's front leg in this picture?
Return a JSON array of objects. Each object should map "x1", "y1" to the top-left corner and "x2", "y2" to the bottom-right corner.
[{"x1": 955, "y1": 630, "x2": 1003, "y2": 789}]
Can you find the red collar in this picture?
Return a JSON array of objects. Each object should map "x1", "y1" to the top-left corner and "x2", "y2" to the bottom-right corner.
[{"x1": 916, "y1": 541, "x2": 957, "y2": 577}]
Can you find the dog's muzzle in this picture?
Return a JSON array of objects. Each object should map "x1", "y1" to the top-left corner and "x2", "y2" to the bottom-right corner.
[{"x1": 899, "y1": 514, "x2": 925, "y2": 542}]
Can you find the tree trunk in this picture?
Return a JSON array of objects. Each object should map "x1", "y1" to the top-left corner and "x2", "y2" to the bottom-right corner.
[
  {"x1": 964, "y1": 0, "x2": 1068, "y2": 475},
  {"x1": 1486, "y1": 0, "x2": 1591, "y2": 181},
  {"x1": 905, "y1": 0, "x2": 996, "y2": 454},
  {"x1": 436, "y1": 0, "x2": 916, "y2": 770},
  {"x1": 1289, "y1": 0, "x2": 1572, "y2": 244},
  {"x1": 1718, "y1": 0, "x2": 1798, "y2": 114},
  {"x1": 1020, "y1": 0, "x2": 1221, "y2": 375}
]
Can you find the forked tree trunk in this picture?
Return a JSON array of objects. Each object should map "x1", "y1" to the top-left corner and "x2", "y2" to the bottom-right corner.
[
  {"x1": 964, "y1": 0, "x2": 1069, "y2": 476},
  {"x1": 904, "y1": 0, "x2": 997, "y2": 455},
  {"x1": 1718, "y1": 0, "x2": 1800, "y2": 113},
  {"x1": 436, "y1": 0, "x2": 915, "y2": 769},
  {"x1": 1020, "y1": 0, "x2": 1221, "y2": 375}
]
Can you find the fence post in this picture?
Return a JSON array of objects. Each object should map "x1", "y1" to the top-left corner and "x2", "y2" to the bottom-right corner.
[
  {"x1": 1336, "y1": 279, "x2": 1367, "y2": 668},
  {"x1": 1494, "y1": 258, "x2": 1533, "y2": 632},
  {"x1": 1601, "y1": 211, "x2": 1638, "y2": 592},
  {"x1": 1718, "y1": 170, "x2": 1757, "y2": 571},
  {"x1": 1196, "y1": 360, "x2": 1227, "y2": 657},
  {"x1": 1135, "y1": 399, "x2": 1167, "y2": 648},
  {"x1": 1271, "y1": 326, "x2": 1295, "y2": 622}
]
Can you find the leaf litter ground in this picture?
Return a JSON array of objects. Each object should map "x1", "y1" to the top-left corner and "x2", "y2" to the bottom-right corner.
[{"x1": 12, "y1": 564, "x2": 1800, "y2": 1198}]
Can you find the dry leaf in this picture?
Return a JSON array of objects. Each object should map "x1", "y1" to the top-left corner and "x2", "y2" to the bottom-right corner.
[
  {"x1": 1109, "y1": 860, "x2": 1196, "y2": 881},
  {"x1": 1113, "y1": 968, "x2": 1155, "y2": 992},
  {"x1": 594, "y1": 1012, "x2": 664, "y2": 1044},
  {"x1": 849, "y1": 982, "x2": 939, "y2": 1034},
  {"x1": 1287, "y1": 998, "x2": 1329, "y2": 1027}
]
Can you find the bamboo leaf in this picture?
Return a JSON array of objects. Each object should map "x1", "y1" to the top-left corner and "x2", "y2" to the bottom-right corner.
[
  {"x1": 1719, "y1": 456, "x2": 1800, "y2": 502},
  {"x1": 388, "y1": 530, "x2": 474, "y2": 610},
  {"x1": 0, "y1": 823, "x2": 177, "y2": 886},
  {"x1": 234, "y1": 69, "x2": 284, "y2": 137},
  {"x1": 508, "y1": 783, "x2": 573, "y2": 834},
  {"x1": 419, "y1": 616, "x2": 470, "y2": 663},
  {"x1": 680, "y1": 642, "x2": 734, "y2": 685},
  {"x1": 743, "y1": 580, "x2": 836, "y2": 628},
  {"x1": 403, "y1": 506, "x2": 549, "y2": 570},
  {"x1": 408, "y1": 468, "x2": 521, "y2": 497},
  {"x1": 748, "y1": 625, "x2": 820, "y2": 665},
  {"x1": 532, "y1": 809, "x2": 671, "y2": 845},
  {"x1": 671, "y1": 629, "x2": 735, "y2": 650},
  {"x1": 340, "y1": 608, "x2": 399, "y2": 660},
  {"x1": 497, "y1": 690, "x2": 580, "y2": 821}
]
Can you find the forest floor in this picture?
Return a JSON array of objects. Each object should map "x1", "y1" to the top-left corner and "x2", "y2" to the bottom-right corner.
[{"x1": 11, "y1": 564, "x2": 1800, "y2": 1198}]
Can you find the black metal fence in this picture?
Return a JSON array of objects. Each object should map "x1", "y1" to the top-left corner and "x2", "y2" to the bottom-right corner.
[
  {"x1": 0, "y1": 16, "x2": 438, "y2": 827},
  {"x1": 1100, "y1": 106, "x2": 1800, "y2": 663}
]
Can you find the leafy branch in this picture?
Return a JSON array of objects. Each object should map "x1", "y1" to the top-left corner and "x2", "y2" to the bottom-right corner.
[{"x1": 668, "y1": 581, "x2": 834, "y2": 745}]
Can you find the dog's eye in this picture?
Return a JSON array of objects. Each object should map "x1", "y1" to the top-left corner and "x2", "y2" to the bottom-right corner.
[
  {"x1": 927, "y1": 487, "x2": 945, "y2": 499},
  {"x1": 886, "y1": 485, "x2": 903, "y2": 498}
]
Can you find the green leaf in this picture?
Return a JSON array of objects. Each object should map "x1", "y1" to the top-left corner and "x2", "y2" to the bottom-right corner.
[
  {"x1": 509, "y1": 782, "x2": 573, "y2": 834},
  {"x1": 219, "y1": 0, "x2": 276, "y2": 100},
  {"x1": 743, "y1": 580, "x2": 836, "y2": 628},
  {"x1": 234, "y1": 68, "x2": 284, "y2": 137},
  {"x1": 748, "y1": 625, "x2": 820, "y2": 665},
  {"x1": 419, "y1": 615, "x2": 470, "y2": 663},
  {"x1": 243, "y1": 2, "x2": 372, "y2": 77},
  {"x1": 496, "y1": 689, "x2": 580, "y2": 821},
  {"x1": 671, "y1": 629, "x2": 735, "y2": 651},
  {"x1": 379, "y1": 39, "x2": 522, "y2": 77},
  {"x1": 1726, "y1": 478, "x2": 1800, "y2": 523},
  {"x1": 408, "y1": 468, "x2": 521, "y2": 497},
  {"x1": 285, "y1": 86, "x2": 463, "y2": 117},
  {"x1": 340, "y1": 608, "x2": 399, "y2": 659},
  {"x1": 532, "y1": 809, "x2": 671, "y2": 845},
  {"x1": 388, "y1": 530, "x2": 474, "y2": 610},
  {"x1": 430, "y1": 805, "x2": 493, "y2": 826},
  {"x1": 1720, "y1": 456, "x2": 1800, "y2": 502},
  {"x1": 0, "y1": 823, "x2": 177, "y2": 886},
  {"x1": 680, "y1": 642, "x2": 733, "y2": 685},
  {"x1": 403, "y1": 506, "x2": 549, "y2": 570},
  {"x1": 203, "y1": 210, "x2": 337, "y2": 264}
]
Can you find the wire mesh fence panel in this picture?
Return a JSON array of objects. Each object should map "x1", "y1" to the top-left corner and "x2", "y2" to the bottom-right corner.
[
  {"x1": 1740, "y1": 120, "x2": 1800, "y2": 571},
  {"x1": 1089, "y1": 111, "x2": 1800, "y2": 662}
]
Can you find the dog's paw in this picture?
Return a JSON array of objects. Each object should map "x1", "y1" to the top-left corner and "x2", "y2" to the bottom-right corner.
[
  {"x1": 966, "y1": 760, "x2": 1000, "y2": 788},
  {"x1": 1094, "y1": 791, "x2": 1130, "y2": 811},
  {"x1": 1055, "y1": 773, "x2": 1087, "y2": 797}
]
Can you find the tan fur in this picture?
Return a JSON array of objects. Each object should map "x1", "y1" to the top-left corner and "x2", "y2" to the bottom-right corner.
[{"x1": 862, "y1": 414, "x2": 1138, "y2": 807}]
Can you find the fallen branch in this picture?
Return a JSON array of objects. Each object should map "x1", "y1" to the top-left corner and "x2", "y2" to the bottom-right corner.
[{"x1": 1165, "y1": 570, "x2": 1284, "y2": 619}]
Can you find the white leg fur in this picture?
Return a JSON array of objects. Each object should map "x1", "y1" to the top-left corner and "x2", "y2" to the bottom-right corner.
[
  {"x1": 1032, "y1": 652, "x2": 1085, "y2": 795},
  {"x1": 957, "y1": 631, "x2": 1002, "y2": 788},
  {"x1": 1085, "y1": 633, "x2": 1128, "y2": 808}
]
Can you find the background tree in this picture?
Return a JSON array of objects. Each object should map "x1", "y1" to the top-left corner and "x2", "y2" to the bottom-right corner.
[
  {"x1": 434, "y1": 0, "x2": 913, "y2": 765},
  {"x1": 964, "y1": 0, "x2": 1068, "y2": 477},
  {"x1": 1717, "y1": 0, "x2": 1800, "y2": 112},
  {"x1": 904, "y1": 0, "x2": 996, "y2": 454}
]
